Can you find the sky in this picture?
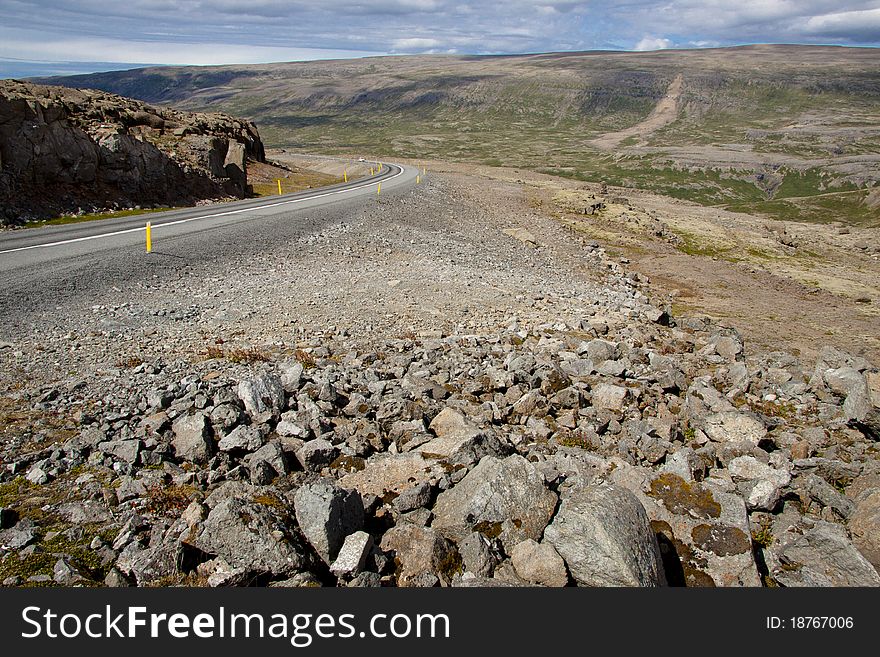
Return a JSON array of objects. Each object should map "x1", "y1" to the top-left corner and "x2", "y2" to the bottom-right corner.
[{"x1": 1, "y1": 0, "x2": 879, "y2": 78}]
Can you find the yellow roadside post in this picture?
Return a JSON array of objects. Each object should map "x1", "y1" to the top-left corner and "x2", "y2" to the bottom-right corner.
[
  {"x1": 277, "y1": 179, "x2": 282, "y2": 195},
  {"x1": 344, "y1": 170, "x2": 348, "y2": 183},
  {"x1": 370, "y1": 166, "x2": 374, "y2": 176},
  {"x1": 377, "y1": 183, "x2": 381, "y2": 196},
  {"x1": 417, "y1": 174, "x2": 421, "y2": 184},
  {"x1": 378, "y1": 163, "x2": 382, "y2": 172},
  {"x1": 145, "y1": 222, "x2": 152, "y2": 253}
]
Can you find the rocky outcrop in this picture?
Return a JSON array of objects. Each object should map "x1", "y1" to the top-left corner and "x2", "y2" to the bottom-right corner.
[
  {"x1": 0, "y1": 80, "x2": 265, "y2": 224},
  {"x1": 1, "y1": 230, "x2": 878, "y2": 589}
]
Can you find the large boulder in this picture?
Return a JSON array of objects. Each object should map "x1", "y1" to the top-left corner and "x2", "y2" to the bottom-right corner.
[
  {"x1": 171, "y1": 413, "x2": 213, "y2": 463},
  {"x1": 189, "y1": 495, "x2": 309, "y2": 578},
  {"x1": 381, "y1": 524, "x2": 460, "y2": 587},
  {"x1": 773, "y1": 521, "x2": 880, "y2": 587},
  {"x1": 293, "y1": 479, "x2": 364, "y2": 565},
  {"x1": 610, "y1": 463, "x2": 762, "y2": 587},
  {"x1": 544, "y1": 484, "x2": 665, "y2": 587},
  {"x1": 848, "y1": 489, "x2": 880, "y2": 573},
  {"x1": 431, "y1": 455, "x2": 557, "y2": 550},
  {"x1": 420, "y1": 407, "x2": 510, "y2": 466},
  {"x1": 237, "y1": 373, "x2": 285, "y2": 423}
]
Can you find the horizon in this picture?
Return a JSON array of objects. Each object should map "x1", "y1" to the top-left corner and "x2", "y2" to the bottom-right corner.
[
  {"x1": 2, "y1": 1, "x2": 880, "y2": 79},
  {"x1": 3, "y1": 42, "x2": 879, "y2": 81}
]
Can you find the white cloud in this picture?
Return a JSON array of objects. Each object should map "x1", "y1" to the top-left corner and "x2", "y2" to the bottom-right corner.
[
  {"x1": 0, "y1": 29, "x2": 378, "y2": 66},
  {"x1": 634, "y1": 36, "x2": 672, "y2": 51},
  {"x1": 392, "y1": 37, "x2": 443, "y2": 51},
  {"x1": 801, "y1": 7, "x2": 880, "y2": 38},
  {"x1": 1, "y1": 0, "x2": 879, "y2": 74}
]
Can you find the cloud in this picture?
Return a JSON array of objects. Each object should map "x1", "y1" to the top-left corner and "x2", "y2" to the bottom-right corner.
[
  {"x1": 634, "y1": 36, "x2": 673, "y2": 51},
  {"x1": 801, "y1": 7, "x2": 880, "y2": 40},
  {"x1": 0, "y1": 0, "x2": 878, "y2": 75}
]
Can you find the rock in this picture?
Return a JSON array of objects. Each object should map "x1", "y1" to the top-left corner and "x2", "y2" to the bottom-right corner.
[
  {"x1": 393, "y1": 481, "x2": 433, "y2": 513},
  {"x1": 728, "y1": 456, "x2": 791, "y2": 511},
  {"x1": 545, "y1": 484, "x2": 664, "y2": 587},
  {"x1": 295, "y1": 438, "x2": 338, "y2": 471},
  {"x1": 0, "y1": 80, "x2": 265, "y2": 225},
  {"x1": 330, "y1": 531, "x2": 373, "y2": 578},
  {"x1": 53, "y1": 557, "x2": 88, "y2": 585},
  {"x1": 431, "y1": 454, "x2": 558, "y2": 550},
  {"x1": 190, "y1": 495, "x2": 308, "y2": 578},
  {"x1": 773, "y1": 521, "x2": 880, "y2": 587},
  {"x1": 610, "y1": 465, "x2": 761, "y2": 587},
  {"x1": 848, "y1": 489, "x2": 880, "y2": 572},
  {"x1": 25, "y1": 465, "x2": 49, "y2": 485},
  {"x1": 712, "y1": 335, "x2": 743, "y2": 360},
  {"x1": 591, "y1": 383, "x2": 628, "y2": 411},
  {"x1": 510, "y1": 539, "x2": 569, "y2": 587},
  {"x1": 243, "y1": 440, "x2": 289, "y2": 480},
  {"x1": 798, "y1": 473, "x2": 855, "y2": 519},
  {"x1": 420, "y1": 408, "x2": 509, "y2": 466},
  {"x1": 100, "y1": 439, "x2": 142, "y2": 464},
  {"x1": 237, "y1": 373, "x2": 285, "y2": 423},
  {"x1": 223, "y1": 140, "x2": 247, "y2": 192},
  {"x1": 702, "y1": 412, "x2": 767, "y2": 445},
  {"x1": 585, "y1": 339, "x2": 616, "y2": 364},
  {"x1": 340, "y1": 452, "x2": 447, "y2": 498},
  {"x1": 293, "y1": 479, "x2": 364, "y2": 565},
  {"x1": 218, "y1": 425, "x2": 265, "y2": 453},
  {"x1": 115, "y1": 522, "x2": 192, "y2": 586},
  {"x1": 104, "y1": 567, "x2": 133, "y2": 587},
  {"x1": 57, "y1": 500, "x2": 111, "y2": 524},
  {"x1": 380, "y1": 524, "x2": 461, "y2": 587},
  {"x1": 458, "y1": 532, "x2": 497, "y2": 578},
  {"x1": 0, "y1": 524, "x2": 37, "y2": 549},
  {"x1": 172, "y1": 412, "x2": 213, "y2": 463},
  {"x1": 279, "y1": 361, "x2": 304, "y2": 392}
]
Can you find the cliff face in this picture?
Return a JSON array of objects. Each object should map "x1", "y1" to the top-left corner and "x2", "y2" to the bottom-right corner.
[{"x1": 0, "y1": 80, "x2": 266, "y2": 224}]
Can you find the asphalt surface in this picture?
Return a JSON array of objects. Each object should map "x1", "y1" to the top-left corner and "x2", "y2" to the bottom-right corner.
[{"x1": 0, "y1": 162, "x2": 416, "y2": 327}]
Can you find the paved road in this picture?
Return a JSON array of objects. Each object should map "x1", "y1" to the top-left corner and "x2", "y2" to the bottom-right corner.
[
  {"x1": 0, "y1": 161, "x2": 417, "y2": 327},
  {"x1": 0, "y1": 162, "x2": 413, "y2": 271}
]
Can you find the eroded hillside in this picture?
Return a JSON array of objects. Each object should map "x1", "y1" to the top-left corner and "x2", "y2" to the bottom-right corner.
[
  {"x1": 0, "y1": 80, "x2": 265, "y2": 224},
  {"x1": 40, "y1": 45, "x2": 880, "y2": 226}
]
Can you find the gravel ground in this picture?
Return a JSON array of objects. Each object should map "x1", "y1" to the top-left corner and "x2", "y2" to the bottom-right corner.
[{"x1": 0, "y1": 174, "x2": 636, "y2": 388}]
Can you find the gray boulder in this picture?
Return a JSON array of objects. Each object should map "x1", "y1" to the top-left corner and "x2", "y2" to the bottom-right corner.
[
  {"x1": 849, "y1": 489, "x2": 880, "y2": 572},
  {"x1": 296, "y1": 438, "x2": 338, "y2": 471},
  {"x1": 774, "y1": 521, "x2": 880, "y2": 587},
  {"x1": 218, "y1": 424, "x2": 265, "y2": 453},
  {"x1": 237, "y1": 373, "x2": 285, "y2": 423},
  {"x1": 190, "y1": 496, "x2": 308, "y2": 578},
  {"x1": 172, "y1": 412, "x2": 213, "y2": 463},
  {"x1": 420, "y1": 407, "x2": 509, "y2": 466},
  {"x1": 431, "y1": 454, "x2": 557, "y2": 550},
  {"x1": 293, "y1": 479, "x2": 364, "y2": 564},
  {"x1": 544, "y1": 484, "x2": 665, "y2": 587}
]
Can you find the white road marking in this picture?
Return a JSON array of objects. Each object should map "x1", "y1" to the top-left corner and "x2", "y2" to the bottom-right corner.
[{"x1": 0, "y1": 165, "x2": 405, "y2": 255}]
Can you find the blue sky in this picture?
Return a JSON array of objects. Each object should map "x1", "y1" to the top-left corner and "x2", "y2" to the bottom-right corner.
[{"x1": 2, "y1": 1, "x2": 879, "y2": 77}]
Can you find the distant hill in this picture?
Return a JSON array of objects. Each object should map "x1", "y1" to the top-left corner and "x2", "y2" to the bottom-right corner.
[{"x1": 38, "y1": 45, "x2": 880, "y2": 225}]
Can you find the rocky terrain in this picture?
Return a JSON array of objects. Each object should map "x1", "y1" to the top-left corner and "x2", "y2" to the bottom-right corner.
[
  {"x1": 40, "y1": 45, "x2": 880, "y2": 226},
  {"x1": 0, "y1": 80, "x2": 266, "y2": 224},
  {"x1": 1, "y1": 172, "x2": 878, "y2": 588}
]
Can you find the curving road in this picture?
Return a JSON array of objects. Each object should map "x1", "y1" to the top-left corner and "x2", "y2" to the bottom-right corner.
[
  {"x1": 0, "y1": 161, "x2": 419, "y2": 329},
  {"x1": 0, "y1": 161, "x2": 414, "y2": 272}
]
